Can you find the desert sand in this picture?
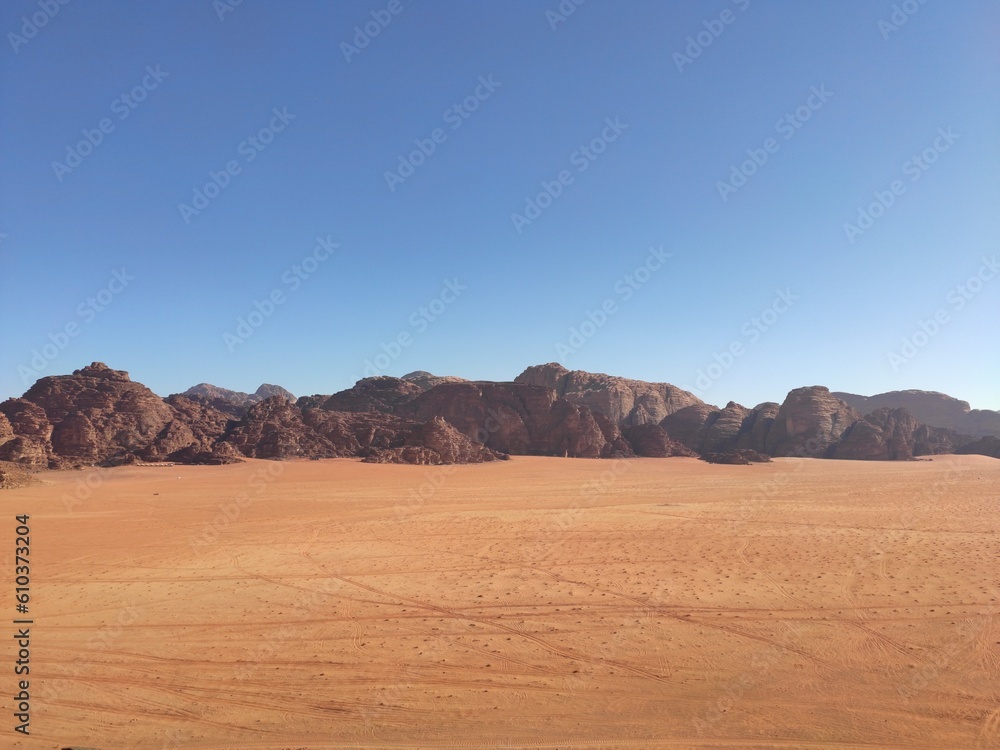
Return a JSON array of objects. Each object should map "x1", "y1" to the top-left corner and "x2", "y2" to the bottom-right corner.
[{"x1": 2, "y1": 455, "x2": 998, "y2": 749}]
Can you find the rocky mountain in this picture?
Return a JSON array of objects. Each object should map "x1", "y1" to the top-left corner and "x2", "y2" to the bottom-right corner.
[
  {"x1": 402, "y1": 381, "x2": 632, "y2": 458},
  {"x1": 832, "y1": 390, "x2": 1000, "y2": 438},
  {"x1": 182, "y1": 382, "x2": 295, "y2": 410},
  {"x1": 0, "y1": 362, "x2": 995, "y2": 473},
  {"x1": 401, "y1": 370, "x2": 468, "y2": 391},
  {"x1": 763, "y1": 386, "x2": 862, "y2": 457},
  {"x1": 514, "y1": 363, "x2": 704, "y2": 426},
  {"x1": 0, "y1": 363, "x2": 239, "y2": 468},
  {"x1": 363, "y1": 417, "x2": 507, "y2": 465}
]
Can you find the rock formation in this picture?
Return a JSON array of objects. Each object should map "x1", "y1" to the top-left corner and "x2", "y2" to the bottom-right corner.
[
  {"x1": 763, "y1": 386, "x2": 861, "y2": 457},
  {"x1": 404, "y1": 381, "x2": 631, "y2": 458},
  {"x1": 620, "y1": 424, "x2": 697, "y2": 457},
  {"x1": 182, "y1": 382, "x2": 295, "y2": 410},
  {"x1": 833, "y1": 389, "x2": 1000, "y2": 438},
  {"x1": 363, "y1": 417, "x2": 507, "y2": 465},
  {"x1": 700, "y1": 449, "x2": 772, "y2": 465},
  {"x1": 1, "y1": 362, "x2": 996, "y2": 472},
  {"x1": 514, "y1": 363, "x2": 704, "y2": 426}
]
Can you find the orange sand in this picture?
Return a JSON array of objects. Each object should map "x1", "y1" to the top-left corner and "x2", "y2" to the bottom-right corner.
[{"x1": 2, "y1": 455, "x2": 998, "y2": 749}]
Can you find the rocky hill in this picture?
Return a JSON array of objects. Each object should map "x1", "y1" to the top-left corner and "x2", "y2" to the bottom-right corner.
[
  {"x1": 182, "y1": 382, "x2": 295, "y2": 410},
  {"x1": 515, "y1": 363, "x2": 703, "y2": 426},
  {"x1": 0, "y1": 362, "x2": 994, "y2": 473},
  {"x1": 833, "y1": 389, "x2": 1000, "y2": 438}
]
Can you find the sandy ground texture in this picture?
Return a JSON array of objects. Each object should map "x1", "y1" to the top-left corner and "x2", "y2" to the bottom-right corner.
[{"x1": 1, "y1": 455, "x2": 998, "y2": 749}]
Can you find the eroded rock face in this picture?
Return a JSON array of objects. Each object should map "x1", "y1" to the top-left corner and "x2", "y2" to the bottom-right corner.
[
  {"x1": 829, "y1": 408, "x2": 920, "y2": 461},
  {"x1": 833, "y1": 389, "x2": 1000, "y2": 438},
  {"x1": 181, "y1": 382, "x2": 295, "y2": 409},
  {"x1": 301, "y1": 409, "x2": 410, "y2": 457},
  {"x1": 659, "y1": 404, "x2": 719, "y2": 451},
  {"x1": 956, "y1": 435, "x2": 1000, "y2": 459},
  {"x1": 0, "y1": 437, "x2": 51, "y2": 468},
  {"x1": 321, "y1": 377, "x2": 423, "y2": 414},
  {"x1": 405, "y1": 381, "x2": 630, "y2": 458},
  {"x1": 736, "y1": 403, "x2": 780, "y2": 451},
  {"x1": 363, "y1": 417, "x2": 507, "y2": 464},
  {"x1": 163, "y1": 395, "x2": 239, "y2": 450},
  {"x1": 700, "y1": 449, "x2": 772, "y2": 465},
  {"x1": 9, "y1": 362, "x2": 992, "y2": 467},
  {"x1": 11, "y1": 363, "x2": 188, "y2": 464},
  {"x1": 764, "y1": 387, "x2": 861, "y2": 457},
  {"x1": 701, "y1": 402, "x2": 751, "y2": 453},
  {"x1": 514, "y1": 363, "x2": 704, "y2": 426},
  {"x1": 0, "y1": 398, "x2": 53, "y2": 443},
  {"x1": 620, "y1": 424, "x2": 697, "y2": 457},
  {"x1": 0, "y1": 413, "x2": 13, "y2": 445},
  {"x1": 400, "y1": 371, "x2": 468, "y2": 391},
  {"x1": 220, "y1": 397, "x2": 335, "y2": 459}
]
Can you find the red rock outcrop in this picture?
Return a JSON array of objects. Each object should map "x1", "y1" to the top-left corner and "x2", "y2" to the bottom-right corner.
[
  {"x1": 700, "y1": 449, "x2": 772, "y2": 465},
  {"x1": 833, "y1": 389, "x2": 1000, "y2": 438},
  {"x1": 14, "y1": 363, "x2": 211, "y2": 464},
  {"x1": 700, "y1": 402, "x2": 751, "y2": 453},
  {"x1": 0, "y1": 413, "x2": 13, "y2": 445},
  {"x1": 400, "y1": 371, "x2": 468, "y2": 391},
  {"x1": 829, "y1": 408, "x2": 919, "y2": 461},
  {"x1": 405, "y1": 381, "x2": 630, "y2": 458},
  {"x1": 659, "y1": 404, "x2": 719, "y2": 451},
  {"x1": 0, "y1": 437, "x2": 52, "y2": 468},
  {"x1": 163, "y1": 395, "x2": 239, "y2": 450},
  {"x1": 301, "y1": 409, "x2": 411, "y2": 456},
  {"x1": 764, "y1": 386, "x2": 861, "y2": 457},
  {"x1": 7, "y1": 362, "x2": 993, "y2": 468},
  {"x1": 514, "y1": 363, "x2": 704, "y2": 426},
  {"x1": 220, "y1": 397, "x2": 336, "y2": 459},
  {"x1": 320, "y1": 377, "x2": 423, "y2": 414},
  {"x1": 363, "y1": 417, "x2": 507, "y2": 464},
  {"x1": 736, "y1": 403, "x2": 780, "y2": 451},
  {"x1": 955, "y1": 435, "x2": 1000, "y2": 459},
  {"x1": 620, "y1": 424, "x2": 697, "y2": 457},
  {"x1": 182, "y1": 382, "x2": 295, "y2": 409}
]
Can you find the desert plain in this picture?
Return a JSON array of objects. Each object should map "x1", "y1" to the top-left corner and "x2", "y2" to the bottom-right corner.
[{"x1": 1, "y1": 455, "x2": 998, "y2": 749}]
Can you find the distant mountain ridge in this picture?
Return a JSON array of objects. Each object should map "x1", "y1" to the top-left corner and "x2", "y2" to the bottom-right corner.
[
  {"x1": 832, "y1": 390, "x2": 1000, "y2": 438},
  {"x1": 0, "y1": 361, "x2": 996, "y2": 472},
  {"x1": 183, "y1": 382, "x2": 295, "y2": 407}
]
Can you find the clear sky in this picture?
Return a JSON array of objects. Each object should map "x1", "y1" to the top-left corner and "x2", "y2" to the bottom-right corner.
[{"x1": 2, "y1": 0, "x2": 998, "y2": 409}]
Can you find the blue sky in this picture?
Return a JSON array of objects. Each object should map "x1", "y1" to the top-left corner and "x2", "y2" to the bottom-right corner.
[{"x1": 2, "y1": 0, "x2": 998, "y2": 409}]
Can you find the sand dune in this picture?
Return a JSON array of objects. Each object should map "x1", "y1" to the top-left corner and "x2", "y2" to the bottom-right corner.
[{"x1": 2, "y1": 455, "x2": 998, "y2": 749}]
